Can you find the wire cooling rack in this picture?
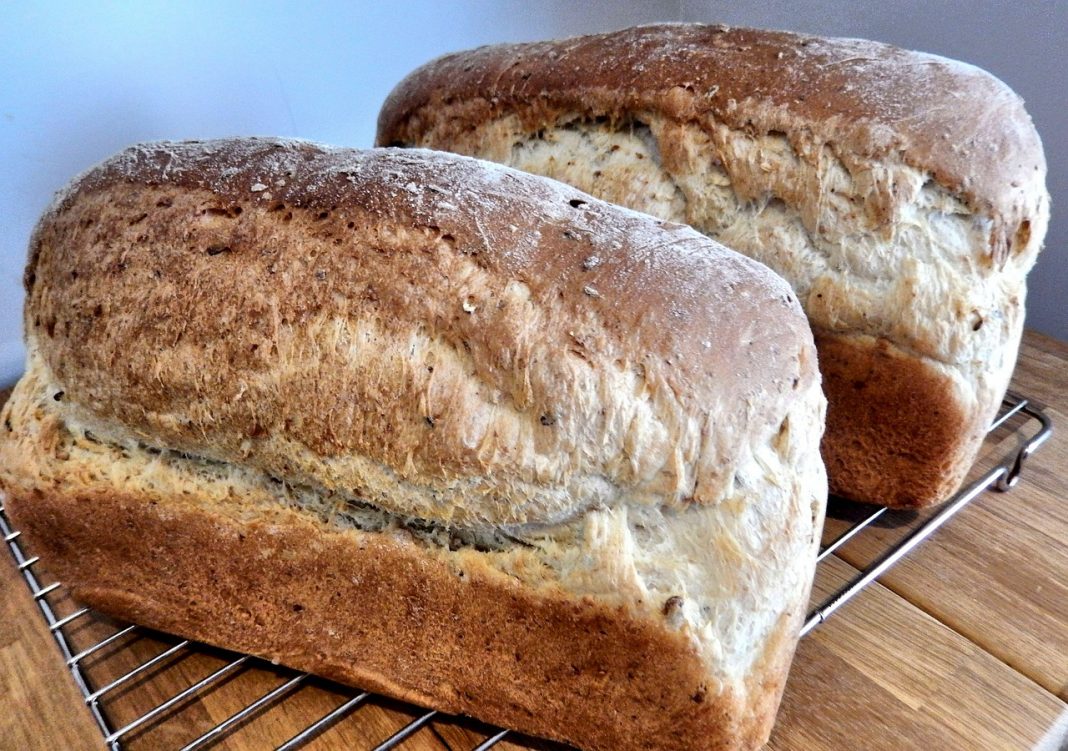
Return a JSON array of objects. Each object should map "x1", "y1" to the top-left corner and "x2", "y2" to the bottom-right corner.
[{"x1": 0, "y1": 391, "x2": 1052, "y2": 750}]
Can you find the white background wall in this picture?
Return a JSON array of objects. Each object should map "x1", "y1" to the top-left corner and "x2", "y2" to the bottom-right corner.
[{"x1": 2, "y1": 1, "x2": 1064, "y2": 384}]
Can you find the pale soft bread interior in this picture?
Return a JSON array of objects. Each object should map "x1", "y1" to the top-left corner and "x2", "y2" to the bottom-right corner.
[
  {"x1": 1, "y1": 345, "x2": 826, "y2": 694},
  {"x1": 433, "y1": 114, "x2": 1040, "y2": 435}
]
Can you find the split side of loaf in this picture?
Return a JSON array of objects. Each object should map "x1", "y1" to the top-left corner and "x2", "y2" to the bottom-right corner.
[
  {"x1": 377, "y1": 23, "x2": 1050, "y2": 507},
  {"x1": 0, "y1": 138, "x2": 827, "y2": 751}
]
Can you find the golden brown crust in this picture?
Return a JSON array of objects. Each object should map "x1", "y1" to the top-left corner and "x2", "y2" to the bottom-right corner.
[
  {"x1": 25, "y1": 138, "x2": 817, "y2": 526},
  {"x1": 5, "y1": 482, "x2": 789, "y2": 751},
  {"x1": 5, "y1": 138, "x2": 826, "y2": 749},
  {"x1": 815, "y1": 331, "x2": 991, "y2": 508},
  {"x1": 377, "y1": 23, "x2": 1046, "y2": 257}
]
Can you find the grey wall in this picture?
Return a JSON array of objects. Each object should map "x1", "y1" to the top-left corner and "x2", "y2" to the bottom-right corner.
[{"x1": 1, "y1": 1, "x2": 1063, "y2": 382}]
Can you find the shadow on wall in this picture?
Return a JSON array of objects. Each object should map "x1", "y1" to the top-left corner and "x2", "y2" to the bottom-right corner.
[{"x1": 0, "y1": 341, "x2": 23, "y2": 386}]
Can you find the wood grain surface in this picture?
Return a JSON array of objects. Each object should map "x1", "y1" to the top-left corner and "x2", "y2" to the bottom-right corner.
[
  {"x1": 2, "y1": 330, "x2": 1067, "y2": 750},
  {"x1": 0, "y1": 524, "x2": 103, "y2": 750},
  {"x1": 824, "y1": 332, "x2": 1068, "y2": 702}
]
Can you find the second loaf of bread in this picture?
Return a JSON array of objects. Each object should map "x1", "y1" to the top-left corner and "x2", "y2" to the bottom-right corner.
[{"x1": 377, "y1": 23, "x2": 1050, "y2": 507}]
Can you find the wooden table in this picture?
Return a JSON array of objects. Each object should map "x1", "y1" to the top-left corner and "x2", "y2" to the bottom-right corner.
[{"x1": 2, "y1": 330, "x2": 1067, "y2": 750}]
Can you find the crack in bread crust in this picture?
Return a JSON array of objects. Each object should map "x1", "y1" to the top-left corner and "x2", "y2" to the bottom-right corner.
[
  {"x1": 2, "y1": 350, "x2": 826, "y2": 687},
  {"x1": 411, "y1": 112, "x2": 1034, "y2": 374},
  {"x1": 0, "y1": 351, "x2": 824, "y2": 751},
  {"x1": 377, "y1": 24, "x2": 1048, "y2": 248}
]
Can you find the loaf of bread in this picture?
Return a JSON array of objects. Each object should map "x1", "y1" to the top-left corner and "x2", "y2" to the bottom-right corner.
[
  {"x1": 0, "y1": 138, "x2": 827, "y2": 751},
  {"x1": 377, "y1": 23, "x2": 1049, "y2": 507}
]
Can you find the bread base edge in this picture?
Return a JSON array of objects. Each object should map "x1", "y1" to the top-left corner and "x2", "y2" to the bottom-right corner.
[
  {"x1": 0, "y1": 376, "x2": 804, "y2": 751},
  {"x1": 816, "y1": 330, "x2": 1006, "y2": 508}
]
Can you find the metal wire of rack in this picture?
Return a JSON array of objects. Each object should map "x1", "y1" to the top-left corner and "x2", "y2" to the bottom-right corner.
[{"x1": 0, "y1": 391, "x2": 1052, "y2": 751}]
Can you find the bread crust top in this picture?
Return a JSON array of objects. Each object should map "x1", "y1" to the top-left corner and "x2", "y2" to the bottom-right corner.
[
  {"x1": 26, "y1": 138, "x2": 817, "y2": 527},
  {"x1": 377, "y1": 23, "x2": 1046, "y2": 262}
]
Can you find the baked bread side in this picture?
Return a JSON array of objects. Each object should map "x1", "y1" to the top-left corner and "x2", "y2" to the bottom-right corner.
[
  {"x1": 377, "y1": 23, "x2": 1049, "y2": 506},
  {"x1": 1, "y1": 138, "x2": 827, "y2": 751}
]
